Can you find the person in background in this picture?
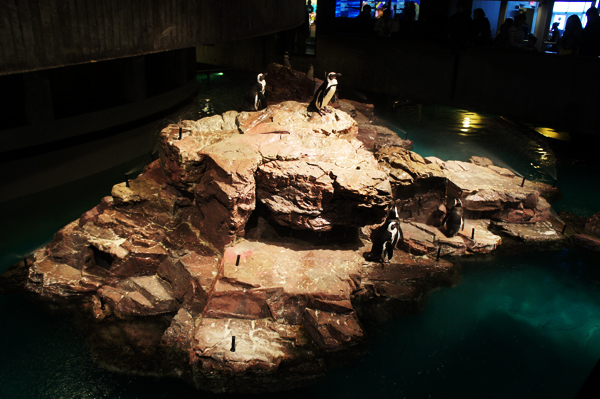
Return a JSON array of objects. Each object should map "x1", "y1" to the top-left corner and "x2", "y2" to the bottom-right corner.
[
  {"x1": 447, "y1": 0, "x2": 472, "y2": 50},
  {"x1": 557, "y1": 14, "x2": 583, "y2": 55},
  {"x1": 355, "y1": 4, "x2": 374, "y2": 35},
  {"x1": 471, "y1": 8, "x2": 491, "y2": 45},
  {"x1": 580, "y1": 7, "x2": 600, "y2": 57},
  {"x1": 374, "y1": 8, "x2": 393, "y2": 37},
  {"x1": 548, "y1": 22, "x2": 562, "y2": 52},
  {"x1": 508, "y1": 13, "x2": 534, "y2": 50},
  {"x1": 495, "y1": 18, "x2": 513, "y2": 48}
]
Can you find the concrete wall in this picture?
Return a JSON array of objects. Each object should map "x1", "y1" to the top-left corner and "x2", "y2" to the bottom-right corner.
[{"x1": 0, "y1": 0, "x2": 306, "y2": 75}]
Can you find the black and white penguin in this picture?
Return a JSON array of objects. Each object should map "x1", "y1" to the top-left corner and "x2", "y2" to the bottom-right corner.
[
  {"x1": 366, "y1": 206, "x2": 403, "y2": 263},
  {"x1": 240, "y1": 73, "x2": 267, "y2": 112},
  {"x1": 308, "y1": 72, "x2": 341, "y2": 116},
  {"x1": 442, "y1": 198, "x2": 464, "y2": 237}
]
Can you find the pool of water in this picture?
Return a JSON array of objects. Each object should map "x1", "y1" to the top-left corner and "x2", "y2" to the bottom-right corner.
[{"x1": 1, "y1": 71, "x2": 599, "y2": 399}]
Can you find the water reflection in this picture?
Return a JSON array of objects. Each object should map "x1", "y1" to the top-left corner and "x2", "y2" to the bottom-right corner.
[{"x1": 382, "y1": 105, "x2": 558, "y2": 184}]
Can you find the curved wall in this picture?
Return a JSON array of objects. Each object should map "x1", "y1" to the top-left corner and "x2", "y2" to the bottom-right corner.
[{"x1": 0, "y1": 0, "x2": 307, "y2": 76}]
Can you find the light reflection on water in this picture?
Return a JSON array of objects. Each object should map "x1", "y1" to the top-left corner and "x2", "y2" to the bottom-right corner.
[
  {"x1": 1, "y1": 71, "x2": 599, "y2": 399},
  {"x1": 380, "y1": 105, "x2": 559, "y2": 183}
]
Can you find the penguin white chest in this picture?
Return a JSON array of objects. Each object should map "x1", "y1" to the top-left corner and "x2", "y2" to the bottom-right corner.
[{"x1": 322, "y1": 85, "x2": 337, "y2": 107}]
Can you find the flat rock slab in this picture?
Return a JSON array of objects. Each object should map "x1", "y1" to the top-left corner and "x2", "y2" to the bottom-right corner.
[
  {"x1": 209, "y1": 241, "x2": 363, "y2": 325},
  {"x1": 98, "y1": 275, "x2": 178, "y2": 318},
  {"x1": 400, "y1": 219, "x2": 501, "y2": 256},
  {"x1": 492, "y1": 220, "x2": 563, "y2": 242},
  {"x1": 354, "y1": 250, "x2": 460, "y2": 319},
  {"x1": 435, "y1": 159, "x2": 553, "y2": 223},
  {"x1": 458, "y1": 219, "x2": 503, "y2": 253},
  {"x1": 572, "y1": 234, "x2": 600, "y2": 252}
]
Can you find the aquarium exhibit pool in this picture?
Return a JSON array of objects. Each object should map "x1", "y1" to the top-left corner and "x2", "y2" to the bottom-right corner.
[{"x1": 1, "y1": 70, "x2": 598, "y2": 399}]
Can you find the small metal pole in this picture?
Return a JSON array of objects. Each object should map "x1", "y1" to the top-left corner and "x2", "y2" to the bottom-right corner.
[
  {"x1": 552, "y1": 179, "x2": 557, "y2": 188},
  {"x1": 178, "y1": 127, "x2": 182, "y2": 140},
  {"x1": 230, "y1": 336, "x2": 236, "y2": 352},
  {"x1": 405, "y1": 132, "x2": 408, "y2": 140},
  {"x1": 561, "y1": 224, "x2": 567, "y2": 235},
  {"x1": 521, "y1": 177, "x2": 526, "y2": 187},
  {"x1": 125, "y1": 173, "x2": 130, "y2": 187},
  {"x1": 236, "y1": 255, "x2": 240, "y2": 266},
  {"x1": 471, "y1": 228, "x2": 475, "y2": 239},
  {"x1": 436, "y1": 247, "x2": 441, "y2": 261}
]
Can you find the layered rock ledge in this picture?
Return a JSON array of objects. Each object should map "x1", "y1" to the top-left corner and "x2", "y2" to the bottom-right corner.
[{"x1": 1, "y1": 95, "x2": 567, "y2": 393}]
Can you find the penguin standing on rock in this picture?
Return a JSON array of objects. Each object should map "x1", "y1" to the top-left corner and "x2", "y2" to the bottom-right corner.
[
  {"x1": 308, "y1": 72, "x2": 341, "y2": 116},
  {"x1": 283, "y1": 51, "x2": 292, "y2": 68},
  {"x1": 442, "y1": 198, "x2": 464, "y2": 237},
  {"x1": 307, "y1": 64, "x2": 314, "y2": 80},
  {"x1": 240, "y1": 73, "x2": 267, "y2": 112},
  {"x1": 366, "y1": 206, "x2": 403, "y2": 263}
]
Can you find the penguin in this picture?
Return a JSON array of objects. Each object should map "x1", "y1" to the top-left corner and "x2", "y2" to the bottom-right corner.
[
  {"x1": 240, "y1": 73, "x2": 267, "y2": 112},
  {"x1": 283, "y1": 51, "x2": 292, "y2": 68},
  {"x1": 307, "y1": 64, "x2": 314, "y2": 80},
  {"x1": 442, "y1": 198, "x2": 464, "y2": 237},
  {"x1": 308, "y1": 72, "x2": 341, "y2": 116},
  {"x1": 366, "y1": 206, "x2": 403, "y2": 263}
]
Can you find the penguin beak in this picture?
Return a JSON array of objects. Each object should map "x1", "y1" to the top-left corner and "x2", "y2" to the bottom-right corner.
[{"x1": 335, "y1": 73, "x2": 342, "y2": 78}]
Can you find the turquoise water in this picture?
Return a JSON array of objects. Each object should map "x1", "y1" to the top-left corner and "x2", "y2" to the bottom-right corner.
[
  {"x1": 379, "y1": 104, "x2": 600, "y2": 218},
  {"x1": 2, "y1": 250, "x2": 599, "y2": 398},
  {"x1": 1, "y1": 71, "x2": 599, "y2": 398}
]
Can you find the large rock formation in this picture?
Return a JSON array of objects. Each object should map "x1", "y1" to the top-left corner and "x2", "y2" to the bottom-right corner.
[{"x1": 1, "y1": 93, "x2": 567, "y2": 393}]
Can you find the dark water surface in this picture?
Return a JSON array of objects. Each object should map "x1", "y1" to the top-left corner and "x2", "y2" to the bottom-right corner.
[{"x1": 1, "y1": 71, "x2": 599, "y2": 398}]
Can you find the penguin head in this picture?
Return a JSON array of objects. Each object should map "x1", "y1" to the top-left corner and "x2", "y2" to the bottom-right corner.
[
  {"x1": 327, "y1": 72, "x2": 341, "y2": 84},
  {"x1": 257, "y1": 73, "x2": 267, "y2": 83},
  {"x1": 453, "y1": 198, "x2": 463, "y2": 207}
]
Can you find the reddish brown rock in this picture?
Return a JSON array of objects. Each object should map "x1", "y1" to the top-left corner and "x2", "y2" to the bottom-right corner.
[
  {"x1": 256, "y1": 135, "x2": 392, "y2": 231},
  {"x1": 437, "y1": 160, "x2": 553, "y2": 223},
  {"x1": 376, "y1": 147, "x2": 447, "y2": 222},
  {"x1": 157, "y1": 252, "x2": 219, "y2": 314},
  {"x1": 492, "y1": 220, "x2": 563, "y2": 242},
  {"x1": 585, "y1": 213, "x2": 600, "y2": 235},
  {"x1": 458, "y1": 219, "x2": 503, "y2": 253},
  {"x1": 303, "y1": 309, "x2": 364, "y2": 352},
  {"x1": 158, "y1": 114, "x2": 239, "y2": 193},
  {"x1": 98, "y1": 275, "x2": 178, "y2": 318},
  {"x1": 25, "y1": 248, "x2": 108, "y2": 299},
  {"x1": 353, "y1": 250, "x2": 460, "y2": 320},
  {"x1": 170, "y1": 103, "x2": 393, "y2": 247},
  {"x1": 265, "y1": 62, "x2": 316, "y2": 104},
  {"x1": 572, "y1": 233, "x2": 600, "y2": 252}
]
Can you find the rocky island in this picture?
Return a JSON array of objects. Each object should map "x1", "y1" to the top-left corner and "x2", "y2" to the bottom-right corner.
[{"x1": 2, "y1": 64, "x2": 587, "y2": 394}]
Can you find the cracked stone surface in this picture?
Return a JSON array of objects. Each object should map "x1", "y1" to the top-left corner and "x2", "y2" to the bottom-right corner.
[
  {"x1": 160, "y1": 101, "x2": 393, "y2": 249},
  {"x1": 2, "y1": 97, "x2": 570, "y2": 394}
]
